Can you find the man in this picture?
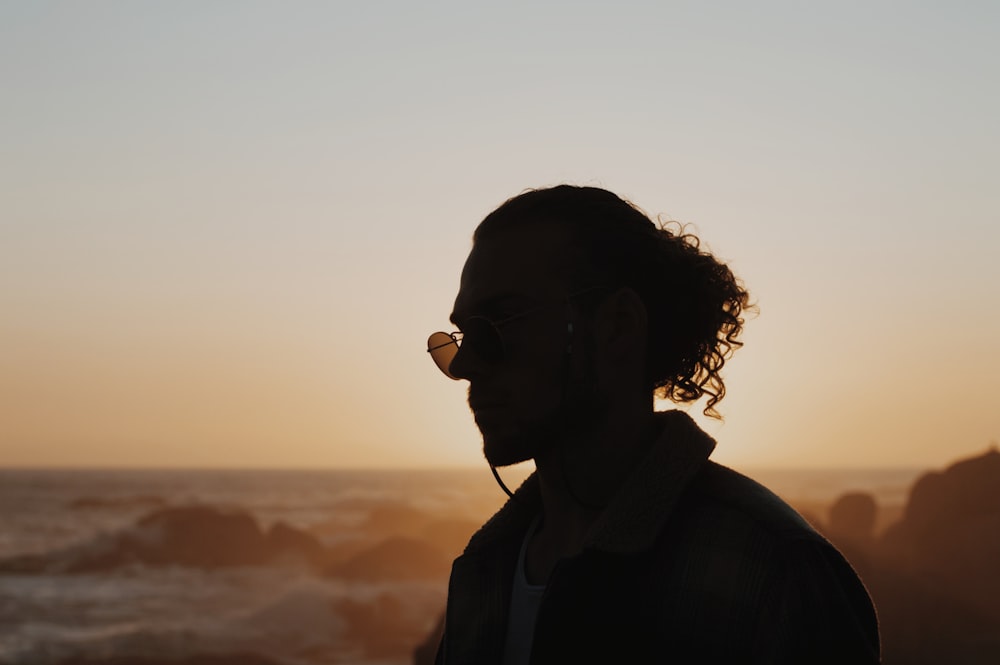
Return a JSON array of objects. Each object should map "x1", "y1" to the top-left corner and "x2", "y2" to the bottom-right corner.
[{"x1": 426, "y1": 186, "x2": 880, "y2": 664}]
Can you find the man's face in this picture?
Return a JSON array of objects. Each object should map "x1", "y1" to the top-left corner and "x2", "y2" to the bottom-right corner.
[{"x1": 448, "y1": 223, "x2": 592, "y2": 467}]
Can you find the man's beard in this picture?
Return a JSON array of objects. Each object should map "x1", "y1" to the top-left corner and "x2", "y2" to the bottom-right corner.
[{"x1": 481, "y1": 384, "x2": 606, "y2": 468}]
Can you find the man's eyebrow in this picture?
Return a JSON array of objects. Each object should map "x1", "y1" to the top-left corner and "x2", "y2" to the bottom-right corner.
[{"x1": 449, "y1": 294, "x2": 531, "y2": 326}]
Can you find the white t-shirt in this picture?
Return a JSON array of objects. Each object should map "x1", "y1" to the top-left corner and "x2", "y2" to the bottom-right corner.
[{"x1": 501, "y1": 516, "x2": 547, "y2": 665}]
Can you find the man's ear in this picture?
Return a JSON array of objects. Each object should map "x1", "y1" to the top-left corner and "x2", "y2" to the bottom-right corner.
[{"x1": 595, "y1": 287, "x2": 648, "y2": 360}]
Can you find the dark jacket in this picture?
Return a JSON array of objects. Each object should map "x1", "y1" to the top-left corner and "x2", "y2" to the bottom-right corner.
[{"x1": 436, "y1": 411, "x2": 880, "y2": 664}]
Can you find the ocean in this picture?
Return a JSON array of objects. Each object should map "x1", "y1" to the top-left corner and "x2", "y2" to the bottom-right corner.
[{"x1": 0, "y1": 466, "x2": 924, "y2": 665}]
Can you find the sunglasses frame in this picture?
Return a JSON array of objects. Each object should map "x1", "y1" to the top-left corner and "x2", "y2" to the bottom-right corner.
[{"x1": 426, "y1": 286, "x2": 607, "y2": 380}]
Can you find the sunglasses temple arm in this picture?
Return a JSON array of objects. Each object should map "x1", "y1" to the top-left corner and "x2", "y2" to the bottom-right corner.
[{"x1": 490, "y1": 464, "x2": 515, "y2": 498}]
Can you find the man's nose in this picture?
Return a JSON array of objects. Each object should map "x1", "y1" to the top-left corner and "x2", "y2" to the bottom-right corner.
[{"x1": 447, "y1": 340, "x2": 486, "y2": 381}]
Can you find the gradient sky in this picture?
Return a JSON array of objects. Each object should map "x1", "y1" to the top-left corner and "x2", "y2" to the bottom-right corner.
[{"x1": 2, "y1": 1, "x2": 998, "y2": 470}]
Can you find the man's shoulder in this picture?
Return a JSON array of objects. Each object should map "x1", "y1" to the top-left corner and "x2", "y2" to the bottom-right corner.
[
  {"x1": 679, "y1": 460, "x2": 822, "y2": 542},
  {"x1": 651, "y1": 459, "x2": 845, "y2": 577}
]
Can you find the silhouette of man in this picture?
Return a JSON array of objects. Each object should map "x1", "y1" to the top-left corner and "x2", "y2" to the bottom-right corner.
[{"x1": 426, "y1": 186, "x2": 880, "y2": 664}]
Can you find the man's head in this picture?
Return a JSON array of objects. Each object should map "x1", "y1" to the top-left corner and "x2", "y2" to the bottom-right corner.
[
  {"x1": 431, "y1": 185, "x2": 752, "y2": 466},
  {"x1": 444, "y1": 220, "x2": 615, "y2": 466}
]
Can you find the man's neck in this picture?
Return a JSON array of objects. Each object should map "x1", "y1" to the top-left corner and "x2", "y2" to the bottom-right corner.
[{"x1": 524, "y1": 407, "x2": 660, "y2": 584}]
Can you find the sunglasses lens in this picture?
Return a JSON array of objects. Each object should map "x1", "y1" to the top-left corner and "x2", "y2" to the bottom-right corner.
[{"x1": 427, "y1": 332, "x2": 459, "y2": 379}]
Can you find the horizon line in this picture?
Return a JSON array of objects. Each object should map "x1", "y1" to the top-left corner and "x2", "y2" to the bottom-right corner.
[{"x1": 0, "y1": 462, "x2": 932, "y2": 473}]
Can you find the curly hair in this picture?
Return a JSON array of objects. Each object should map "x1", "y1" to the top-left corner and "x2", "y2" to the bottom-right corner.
[{"x1": 475, "y1": 185, "x2": 753, "y2": 419}]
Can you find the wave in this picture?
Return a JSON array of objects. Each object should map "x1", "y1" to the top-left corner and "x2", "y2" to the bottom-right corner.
[
  {"x1": 0, "y1": 502, "x2": 473, "y2": 582},
  {"x1": 0, "y1": 571, "x2": 445, "y2": 665}
]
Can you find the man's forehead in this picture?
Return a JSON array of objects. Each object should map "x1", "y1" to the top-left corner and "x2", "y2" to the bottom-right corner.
[{"x1": 450, "y1": 223, "x2": 578, "y2": 319}]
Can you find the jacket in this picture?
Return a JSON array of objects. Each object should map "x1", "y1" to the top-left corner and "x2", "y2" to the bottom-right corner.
[{"x1": 436, "y1": 410, "x2": 880, "y2": 664}]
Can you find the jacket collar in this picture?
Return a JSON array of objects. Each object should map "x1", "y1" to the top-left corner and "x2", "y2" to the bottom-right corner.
[{"x1": 464, "y1": 409, "x2": 717, "y2": 556}]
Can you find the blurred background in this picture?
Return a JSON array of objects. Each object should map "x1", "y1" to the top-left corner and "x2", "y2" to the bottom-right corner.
[
  {"x1": 3, "y1": 0, "x2": 997, "y2": 471},
  {"x1": 1, "y1": 2, "x2": 998, "y2": 664}
]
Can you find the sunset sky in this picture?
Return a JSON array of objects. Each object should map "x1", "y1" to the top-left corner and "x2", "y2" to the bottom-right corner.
[{"x1": 2, "y1": 1, "x2": 997, "y2": 471}]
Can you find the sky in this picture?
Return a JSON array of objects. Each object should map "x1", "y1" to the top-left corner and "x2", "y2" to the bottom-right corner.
[{"x1": 1, "y1": 1, "x2": 998, "y2": 471}]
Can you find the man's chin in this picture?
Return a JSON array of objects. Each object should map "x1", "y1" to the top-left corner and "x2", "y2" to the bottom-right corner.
[
  {"x1": 481, "y1": 428, "x2": 538, "y2": 468},
  {"x1": 478, "y1": 408, "x2": 578, "y2": 467}
]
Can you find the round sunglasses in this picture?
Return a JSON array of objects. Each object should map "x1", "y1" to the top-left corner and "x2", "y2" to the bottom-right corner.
[{"x1": 426, "y1": 287, "x2": 606, "y2": 379}]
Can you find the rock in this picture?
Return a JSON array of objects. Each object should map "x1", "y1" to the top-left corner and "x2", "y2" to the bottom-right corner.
[
  {"x1": 265, "y1": 521, "x2": 328, "y2": 567},
  {"x1": 877, "y1": 448, "x2": 1000, "y2": 622},
  {"x1": 51, "y1": 653, "x2": 283, "y2": 665},
  {"x1": 327, "y1": 536, "x2": 450, "y2": 581},
  {"x1": 829, "y1": 492, "x2": 878, "y2": 542},
  {"x1": 337, "y1": 593, "x2": 442, "y2": 660},
  {"x1": 413, "y1": 612, "x2": 446, "y2": 665},
  {"x1": 0, "y1": 505, "x2": 335, "y2": 573},
  {"x1": 418, "y1": 518, "x2": 479, "y2": 558},
  {"x1": 362, "y1": 502, "x2": 432, "y2": 537},
  {"x1": 121, "y1": 505, "x2": 269, "y2": 568}
]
